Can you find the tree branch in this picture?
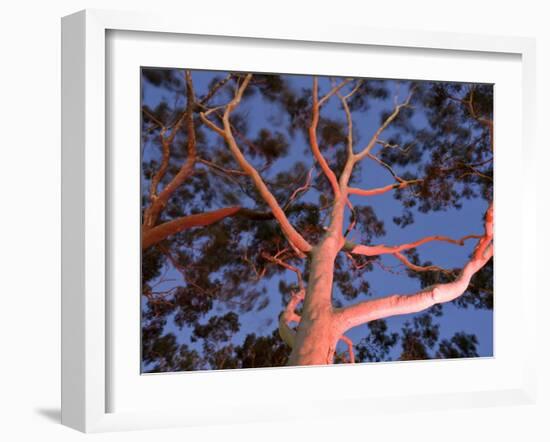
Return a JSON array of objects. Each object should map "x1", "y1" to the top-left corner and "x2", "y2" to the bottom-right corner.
[
  {"x1": 283, "y1": 168, "x2": 314, "y2": 209},
  {"x1": 278, "y1": 289, "x2": 305, "y2": 348},
  {"x1": 200, "y1": 74, "x2": 312, "y2": 256},
  {"x1": 142, "y1": 205, "x2": 307, "y2": 249},
  {"x1": 142, "y1": 107, "x2": 166, "y2": 130},
  {"x1": 262, "y1": 251, "x2": 304, "y2": 292},
  {"x1": 365, "y1": 152, "x2": 409, "y2": 182},
  {"x1": 355, "y1": 90, "x2": 414, "y2": 162},
  {"x1": 142, "y1": 206, "x2": 241, "y2": 249},
  {"x1": 198, "y1": 73, "x2": 232, "y2": 106},
  {"x1": 143, "y1": 70, "x2": 198, "y2": 229},
  {"x1": 308, "y1": 77, "x2": 342, "y2": 197},
  {"x1": 197, "y1": 157, "x2": 248, "y2": 176},
  {"x1": 318, "y1": 78, "x2": 353, "y2": 107},
  {"x1": 261, "y1": 250, "x2": 306, "y2": 349},
  {"x1": 338, "y1": 334, "x2": 355, "y2": 363},
  {"x1": 345, "y1": 233, "x2": 482, "y2": 256},
  {"x1": 348, "y1": 179, "x2": 422, "y2": 197},
  {"x1": 447, "y1": 87, "x2": 493, "y2": 151},
  {"x1": 148, "y1": 127, "x2": 171, "y2": 200},
  {"x1": 392, "y1": 252, "x2": 452, "y2": 274},
  {"x1": 335, "y1": 81, "x2": 358, "y2": 159},
  {"x1": 337, "y1": 203, "x2": 493, "y2": 332}
]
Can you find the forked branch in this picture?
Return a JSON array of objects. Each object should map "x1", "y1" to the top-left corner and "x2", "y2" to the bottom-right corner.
[
  {"x1": 337, "y1": 203, "x2": 493, "y2": 333},
  {"x1": 338, "y1": 334, "x2": 355, "y2": 363},
  {"x1": 278, "y1": 289, "x2": 305, "y2": 348},
  {"x1": 345, "y1": 234, "x2": 482, "y2": 256},
  {"x1": 392, "y1": 252, "x2": 452, "y2": 274},
  {"x1": 348, "y1": 179, "x2": 422, "y2": 197},
  {"x1": 355, "y1": 89, "x2": 414, "y2": 162},
  {"x1": 142, "y1": 205, "x2": 309, "y2": 249},
  {"x1": 309, "y1": 77, "x2": 342, "y2": 197},
  {"x1": 142, "y1": 71, "x2": 197, "y2": 229},
  {"x1": 200, "y1": 74, "x2": 312, "y2": 256}
]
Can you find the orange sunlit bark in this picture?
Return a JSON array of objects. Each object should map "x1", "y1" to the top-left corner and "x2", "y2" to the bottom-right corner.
[
  {"x1": 348, "y1": 179, "x2": 422, "y2": 197},
  {"x1": 346, "y1": 234, "x2": 483, "y2": 257},
  {"x1": 199, "y1": 74, "x2": 312, "y2": 256},
  {"x1": 145, "y1": 72, "x2": 494, "y2": 367},
  {"x1": 142, "y1": 71, "x2": 197, "y2": 230},
  {"x1": 336, "y1": 204, "x2": 493, "y2": 333},
  {"x1": 142, "y1": 207, "x2": 242, "y2": 249}
]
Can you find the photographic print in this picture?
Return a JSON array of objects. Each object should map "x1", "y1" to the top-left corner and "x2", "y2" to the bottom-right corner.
[{"x1": 141, "y1": 69, "x2": 493, "y2": 373}]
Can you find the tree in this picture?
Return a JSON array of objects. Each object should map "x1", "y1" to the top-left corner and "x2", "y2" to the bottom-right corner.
[{"x1": 141, "y1": 68, "x2": 493, "y2": 372}]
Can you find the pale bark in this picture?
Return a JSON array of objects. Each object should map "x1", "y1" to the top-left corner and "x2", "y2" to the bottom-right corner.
[
  {"x1": 142, "y1": 205, "x2": 306, "y2": 250},
  {"x1": 286, "y1": 83, "x2": 356, "y2": 364},
  {"x1": 278, "y1": 289, "x2": 304, "y2": 348},
  {"x1": 345, "y1": 234, "x2": 483, "y2": 257},
  {"x1": 141, "y1": 73, "x2": 237, "y2": 246},
  {"x1": 348, "y1": 179, "x2": 422, "y2": 197},
  {"x1": 284, "y1": 82, "x2": 492, "y2": 366},
  {"x1": 354, "y1": 90, "x2": 414, "y2": 162},
  {"x1": 287, "y1": 83, "x2": 420, "y2": 365},
  {"x1": 161, "y1": 75, "x2": 494, "y2": 367},
  {"x1": 142, "y1": 71, "x2": 197, "y2": 229},
  {"x1": 309, "y1": 78, "x2": 342, "y2": 197},
  {"x1": 142, "y1": 207, "x2": 241, "y2": 249},
  {"x1": 336, "y1": 204, "x2": 493, "y2": 334},
  {"x1": 287, "y1": 236, "x2": 342, "y2": 365},
  {"x1": 339, "y1": 335, "x2": 355, "y2": 363},
  {"x1": 392, "y1": 251, "x2": 450, "y2": 273},
  {"x1": 199, "y1": 74, "x2": 312, "y2": 256}
]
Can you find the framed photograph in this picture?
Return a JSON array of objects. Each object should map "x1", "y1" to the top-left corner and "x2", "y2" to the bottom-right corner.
[{"x1": 61, "y1": 9, "x2": 537, "y2": 433}]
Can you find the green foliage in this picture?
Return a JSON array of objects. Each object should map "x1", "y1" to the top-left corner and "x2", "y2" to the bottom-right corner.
[
  {"x1": 356, "y1": 320, "x2": 399, "y2": 362},
  {"x1": 398, "y1": 312, "x2": 440, "y2": 361},
  {"x1": 141, "y1": 69, "x2": 493, "y2": 372},
  {"x1": 437, "y1": 332, "x2": 479, "y2": 359}
]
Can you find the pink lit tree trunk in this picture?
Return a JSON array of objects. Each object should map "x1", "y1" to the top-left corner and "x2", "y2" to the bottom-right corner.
[
  {"x1": 193, "y1": 74, "x2": 494, "y2": 367},
  {"x1": 287, "y1": 235, "x2": 343, "y2": 365}
]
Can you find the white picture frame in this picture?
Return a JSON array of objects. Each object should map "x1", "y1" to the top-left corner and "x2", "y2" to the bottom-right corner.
[{"x1": 61, "y1": 9, "x2": 537, "y2": 433}]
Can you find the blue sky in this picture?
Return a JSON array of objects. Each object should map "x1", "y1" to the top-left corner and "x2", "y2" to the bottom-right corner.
[{"x1": 141, "y1": 69, "x2": 493, "y2": 370}]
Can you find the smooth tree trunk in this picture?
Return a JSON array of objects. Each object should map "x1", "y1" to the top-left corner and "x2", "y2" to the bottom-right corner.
[
  {"x1": 198, "y1": 74, "x2": 494, "y2": 368},
  {"x1": 287, "y1": 235, "x2": 342, "y2": 365}
]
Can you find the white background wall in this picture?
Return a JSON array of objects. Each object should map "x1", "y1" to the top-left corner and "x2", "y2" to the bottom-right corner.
[{"x1": 0, "y1": 1, "x2": 547, "y2": 441}]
